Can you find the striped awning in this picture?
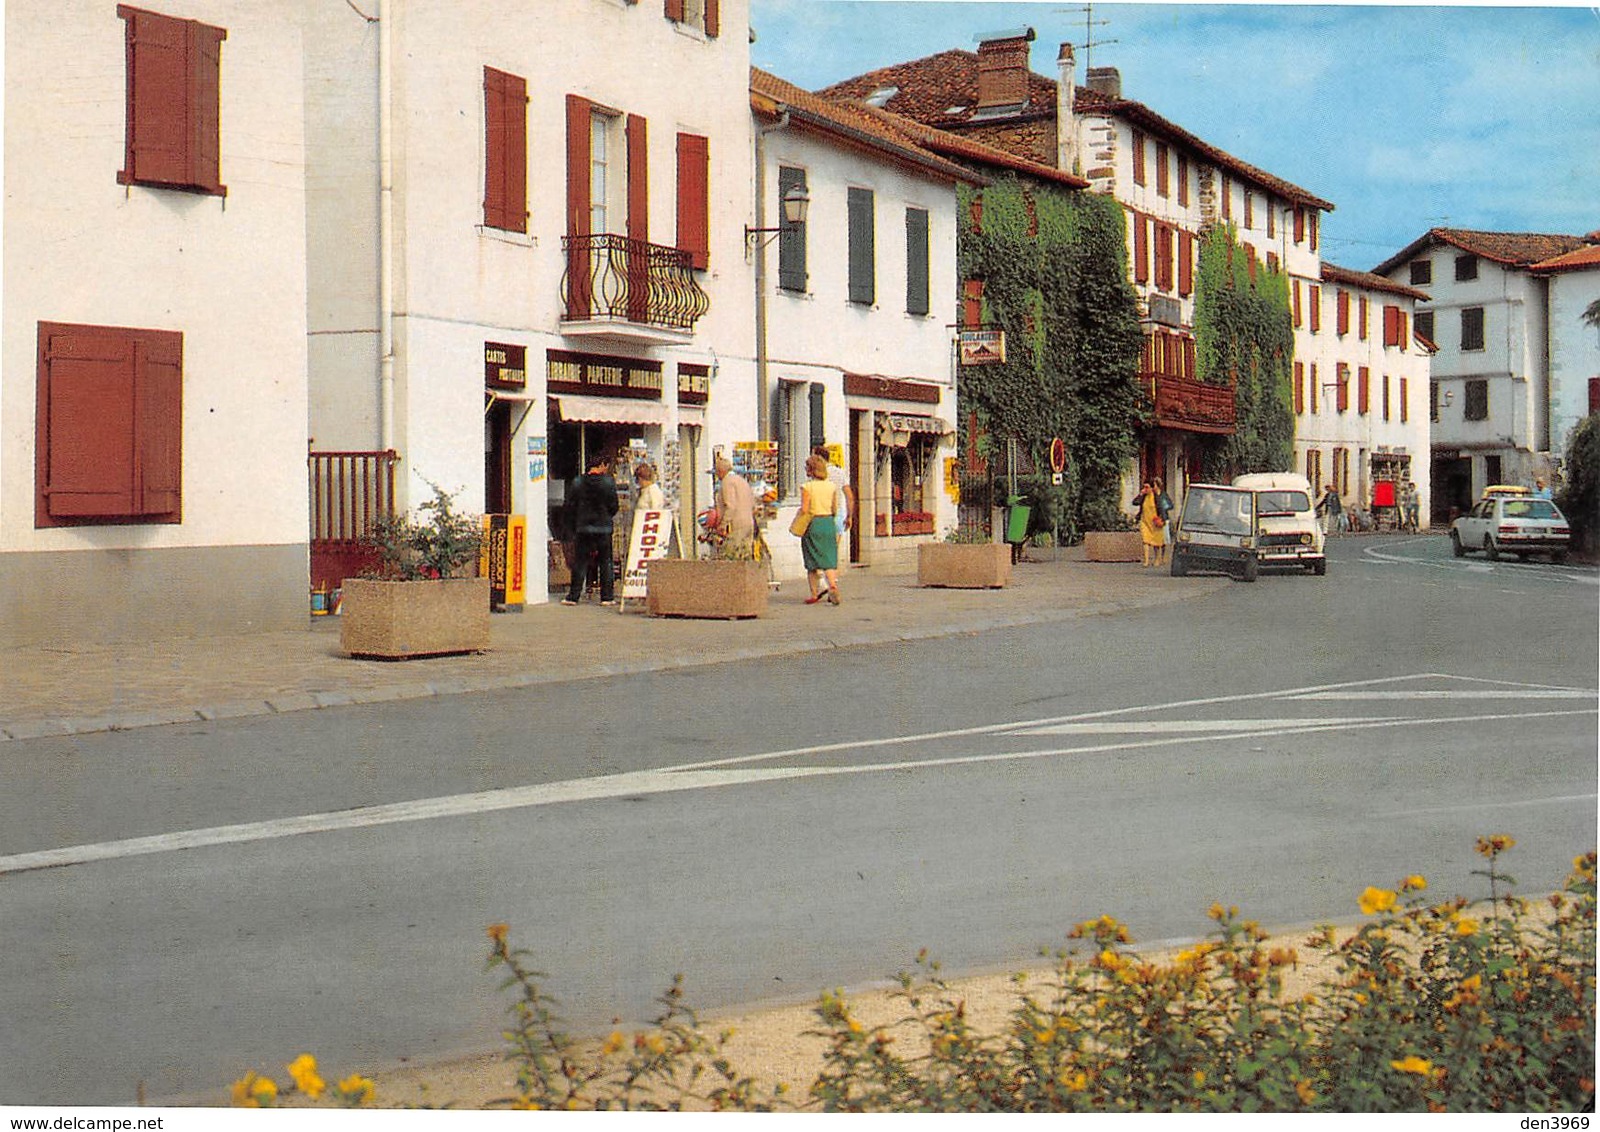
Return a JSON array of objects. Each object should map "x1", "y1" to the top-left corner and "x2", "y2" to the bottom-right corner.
[
  {"x1": 556, "y1": 394, "x2": 668, "y2": 426},
  {"x1": 886, "y1": 413, "x2": 950, "y2": 435}
]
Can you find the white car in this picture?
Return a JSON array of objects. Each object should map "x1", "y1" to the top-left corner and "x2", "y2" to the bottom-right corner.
[{"x1": 1450, "y1": 496, "x2": 1570, "y2": 562}]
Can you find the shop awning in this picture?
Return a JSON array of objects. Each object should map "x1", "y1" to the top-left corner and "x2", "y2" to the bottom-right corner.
[
  {"x1": 886, "y1": 413, "x2": 951, "y2": 435},
  {"x1": 555, "y1": 394, "x2": 669, "y2": 426},
  {"x1": 485, "y1": 388, "x2": 538, "y2": 434}
]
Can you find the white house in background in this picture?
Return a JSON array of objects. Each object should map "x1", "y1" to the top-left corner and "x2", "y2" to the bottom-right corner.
[
  {"x1": 750, "y1": 69, "x2": 981, "y2": 573},
  {"x1": 1532, "y1": 242, "x2": 1600, "y2": 463},
  {"x1": 1296, "y1": 264, "x2": 1433, "y2": 525},
  {"x1": 1375, "y1": 228, "x2": 1595, "y2": 519},
  {"x1": 303, "y1": 0, "x2": 754, "y2": 600},
  {"x1": 2, "y1": 1, "x2": 309, "y2": 647}
]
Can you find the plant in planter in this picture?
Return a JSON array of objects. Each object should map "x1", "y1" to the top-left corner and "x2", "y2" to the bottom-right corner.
[
  {"x1": 340, "y1": 483, "x2": 491, "y2": 659},
  {"x1": 917, "y1": 525, "x2": 1012, "y2": 588}
]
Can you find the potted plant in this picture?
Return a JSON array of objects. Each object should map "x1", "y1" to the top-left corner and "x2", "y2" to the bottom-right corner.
[
  {"x1": 917, "y1": 525, "x2": 1012, "y2": 588},
  {"x1": 340, "y1": 483, "x2": 490, "y2": 659}
]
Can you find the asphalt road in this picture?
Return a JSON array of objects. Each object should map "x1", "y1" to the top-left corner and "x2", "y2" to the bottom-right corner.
[{"x1": 2, "y1": 534, "x2": 1595, "y2": 1105}]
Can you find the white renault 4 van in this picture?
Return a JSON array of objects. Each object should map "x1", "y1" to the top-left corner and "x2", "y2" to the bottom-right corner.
[
  {"x1": 1232, "y1": 472, "x2": 1326, "y2": 576},
  {"x1": 1171, "y1": 483, "x2": 1260, "y2": 581}
]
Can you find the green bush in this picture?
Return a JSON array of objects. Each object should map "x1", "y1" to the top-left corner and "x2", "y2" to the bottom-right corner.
[{"x1": 1557, "y1": 414, "x2": 1600, "y2": 554}]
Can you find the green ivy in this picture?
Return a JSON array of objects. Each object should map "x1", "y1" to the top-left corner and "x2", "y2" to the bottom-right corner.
[
  {"x1": 957, "y1": 178, "x2": 1144, "y2": 535},
  {"x1": 1192, "y1": 222, "x2": 1294, "y2": 478}
]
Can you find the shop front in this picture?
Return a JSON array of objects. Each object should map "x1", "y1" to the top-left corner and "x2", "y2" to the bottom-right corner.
[{"x1": 845, "y1": 373, "x2": 954, "y2": 564}]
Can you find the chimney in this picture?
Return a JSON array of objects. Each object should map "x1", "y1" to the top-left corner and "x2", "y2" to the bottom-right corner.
[
  {"x1": 1086, "y1": 66, "x2": 1121, "y2": 100},
  {"x1": 1056, "y1": 42, "x2": 1076, "y2": 172},
  {"x1": 975, "y1": 27, "x2": 1035, "y2": 108}
]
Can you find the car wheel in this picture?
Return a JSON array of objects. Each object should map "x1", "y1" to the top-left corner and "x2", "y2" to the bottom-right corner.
[
  {"x1": 1240, "y1": 556, "x2": 1259, "y2": 583},
  {"x1": 1514, "y1": 552, "x2": 1528, "y2": 561},
  {"x1": 1484, "y1": 536, "x2": 1498, "y2": 561},
  {"x1": 1170, "y1": 553, "x2": 1188, "y2": 577},
  {"x1": 1450, "y1": 531, "x2": 1465, "y2": 558},
  {"x1": 1312, "y1": 558, "x2": 1327, "y2": 576},
  {"x1": 1553, "y1": 549, "x2": 1569, "y2": 564}
]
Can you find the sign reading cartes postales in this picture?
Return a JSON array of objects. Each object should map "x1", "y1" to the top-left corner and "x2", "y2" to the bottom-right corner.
[{"x1": 485, "y1": 342, "x2": 527, "y2": 389}]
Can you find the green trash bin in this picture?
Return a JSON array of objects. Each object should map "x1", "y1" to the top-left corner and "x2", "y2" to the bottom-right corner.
[{"x1": 1005, "y1": 499, "x2": 1032, "y2": 545}]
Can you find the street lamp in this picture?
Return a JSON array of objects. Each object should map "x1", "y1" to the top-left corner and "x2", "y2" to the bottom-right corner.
[{"x1": 745, "y1": 184, "x2": 810, "y2": 253}]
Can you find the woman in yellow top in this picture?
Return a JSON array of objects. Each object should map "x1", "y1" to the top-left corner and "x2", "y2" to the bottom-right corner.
[
  {"x1": 1135, "y1": 479, "x2": 1165, "y2": 568},
  {"x1": 799, "y1": 454, "x2": 842, "y2": 604}
]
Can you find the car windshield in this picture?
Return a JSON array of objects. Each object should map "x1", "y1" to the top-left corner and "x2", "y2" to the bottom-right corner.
[
  {"x1": 1502, "y1": 499, "x2": 1560, "y2": 521},
  {"x1": 1180, "y1": 488, "x2": 1253, "y2": 536},
  {"x1": 1256, "y1": 490, "x2": 1310, "y2": 516}
]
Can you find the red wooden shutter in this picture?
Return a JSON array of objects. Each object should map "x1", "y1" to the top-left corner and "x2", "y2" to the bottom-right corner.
[
  {"x1": 626, "y1": 113, "x2": 648, "y2": 244},
  {"x1": 1132, "y1": 132, "x2": 1145, "y2": 186},
  {"x1": 1293, "y1": 206, "x2": 1305, "y2": 243},
  {"x1": 1178, "y1": 230, "x2": 1193, "y2": 296},
  {"x1": 1308, "y1": 285, "x2": 1320, "y2": 332},
  {"x1": 1220, "y1": 175, "x2": 1231, "y2": 219},
  {"x1": 1310, "y1": 211, "x2": 1319, "y2": 252},
  {"x1": 135, "y1": 332, "x2": 184, "y2": 516},
  {"x1": 1336, "y1": 365, "x2": 1349, "y2": 412},
  {"x1": 1359, "y1": 366, "x2": 1371, "y2": 414},
  {"x1": 121, "y1": 7, "x2": 189, "y2": 187},
  {"x1": 1400, "y1": 377, "x2": 1409, "y2": 422},
  {"x1": 1177, "y1": 153, "x2": 1189, "y2": 206},
  {"x1": 1155, "y1": 224, "x2": 1173, "y2": 291},
  {"x1": 1293, "y1": 361, "x2": 1305, "y2": 415},
  {"x1": 704, "y1": 0, "x2": 720, "y2": 37},
  {"x1": 665, "y1": 0, "x2": 685, "y2": 21},
  {"x1": 1336, "y1": 289, "x2": 1350, "y2": 336},
  {"x1": 565, "y1": 95, "x2": 593, "y2": 320},
  {"x1": 185, "y1": 20, "x2": 225, "y2": 193},
  {"x1": 1132, "y1": 212, "x2": 1149, "y2": 284},
  {"x1": 1184, "y1": 337, "x2": 1197, "y2": 379},
  {"x1": 962, "y1": 279, "x2": 984, "y2": 328},
  {"x1": 1310, "y1": 364, "x2": 1318, "y2": 414},
  {"x1": 1383, "y1": 304, "x2": 1400, "y2": 346},
  {"x1": 1293, "y1": 280, "x2": 1302, "y2": 327},
  {"x1": 676, "y1": 133, "x2": 709, "y2": 269},
  {"x1": 1360, "y1": 297, "x2": 1369, "y2": 340},
  {"x1": 483, "y1": 69, "x2": 510, "y2": 230}
]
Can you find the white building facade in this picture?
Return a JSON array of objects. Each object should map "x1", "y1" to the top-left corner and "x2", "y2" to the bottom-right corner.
[
  {"x1": 1534, "y1": 244, "x2": 1600, "y2": 465},
  {"x1": 2, "y1": 0, "x2": 311, "y2": 647}
]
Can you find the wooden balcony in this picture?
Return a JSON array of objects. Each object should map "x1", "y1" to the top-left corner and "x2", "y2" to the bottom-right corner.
[
  {"x1": 560, "y1": 234, "x2": 710, "y2": 345},
  {"x1": 1144, "y1": 372, "x2": 1236, "y2": 435}
]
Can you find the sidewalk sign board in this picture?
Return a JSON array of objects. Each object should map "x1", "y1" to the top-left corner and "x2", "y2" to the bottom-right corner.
[{"x1": 620, "y1": 508, "x2": 679, "y2": 610}]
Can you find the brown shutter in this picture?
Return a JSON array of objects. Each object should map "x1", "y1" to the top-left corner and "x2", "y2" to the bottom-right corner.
[
  {"x1": 1359, "y1": 366, "x2": 1371, "y2": 414},
  {"x1": 1177, "y1": 153, "x2": 1189, "y2": 207},
  {"x1": 1132, "y1": 212, "x2": 1148, "y2": 284},
  {"x1": 962, "y1": 279, "x2": 984, "y2": 328},
  {"x1": 135, "y1": 332, "x2": 184, "y2": 516},
  {"x1": 1336, "y1": 289, "x2": 1350, "y2": 336},
  {"x1": 1132, "y1": 131, "x2": 1145, "y2": 186},
  {"x1": 1308, "y1": 285, "x2": 1320, "y2": 332},
  {"x1": 1383, "y1": 304, "x2": 1400, "y2": 346},
  {"x1": 41, "y1": 329, "x2": 137, "y2": 518},
  {"x1": 1293, "y1": 280, "x2": 1302, "y2": 327},
  {"x1": 1178, "y1": 230, "x2": 1193, "y2": 296},
  {"x1": 1184, "y1": 337, "x2": 1197, "y2": 379},
  {"x1": 1310, "y1": 364, "x2": 1318, "y2": 414},
  {"x1": 1360, "y1": 297, "x2": 1369, "y2": 340},
  {"x1": 676, "y1": 133, "x2": 709, "y2": 270},
  {"x1": 120, "y1": 7, "x2": 189, "y2": 187},
  {"x1": 626, "y1": 114, "x2": 648, "y2": 244},
  {"x1": 1220, "y1": 175, "x2": 1231, "y2": 219},
  {"x1": 1294, "y1": 206, "x2": 1305, "y2": 243},
  {"x1": 565, "y1": 95, "x2": 593, "y2": 320},
  {"x1": 1293, "y1": 361, "x2": 1304, "y2": 415},
  {"x1": 704, "y1": 0, "x2": 720, "y2": 37},
  {"x1": 665, "y1": 0, "x2": 685, "y2": 21},
  {"x1": 483, "y1": 68, "x2": 528, "y2": 232},
  {"x1": 185, "y1": 20, "x2": 225, "y2": 193}
]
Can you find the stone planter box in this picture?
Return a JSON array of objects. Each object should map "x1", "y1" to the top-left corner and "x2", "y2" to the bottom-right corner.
[
  {"x1": 340, "y1": 577, "x2": 492, "y2": 660},
  {"x1": 646, "y1": 559, "x2": 767, "y2": 619},
  {"x1": 917, "y1": 542, "x2": 1012, "y2": 588},
  {"x1": 1083, "y1": 530, "x2": 1143, "y2": 562}
]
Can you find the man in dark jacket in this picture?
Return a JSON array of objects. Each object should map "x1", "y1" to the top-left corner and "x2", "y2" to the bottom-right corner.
[{"x1": 563, "y1": 455, "x2": 619, "y2": 605}]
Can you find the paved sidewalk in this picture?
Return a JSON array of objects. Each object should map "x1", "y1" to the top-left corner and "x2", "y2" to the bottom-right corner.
[{"x1": 0, "y1": 551, "x2": 1222, "y2": 742}]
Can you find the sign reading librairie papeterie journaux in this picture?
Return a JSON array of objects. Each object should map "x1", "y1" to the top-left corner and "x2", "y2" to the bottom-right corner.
[{"x1": 547, "y1": 348, "x2": 664, "y2": 400}]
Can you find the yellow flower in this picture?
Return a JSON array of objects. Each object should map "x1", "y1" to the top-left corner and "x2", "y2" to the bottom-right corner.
[
  {"x1": 337, "y1": 1074, "x2": 375, "y2": 1106},
  {"x1": 601, "y1": 1031, "x2": 626, "y2": 1056},
  {"x1": 486, "y1": 923, "x2": 509, "y2": 946},
  {"x1": 1034, "y1": 1028, "x2": 1056, "y2": 1045},
  {"x1": 1390, "y1": 1055, "x2": 1433, "y2": 1075},
  {"x1": 1475, "y1": 834, "x2": 1515, "y2": 858},
  {"x1": 1455, "y1": 917, "x2": 1479, "y2": 936},
  {"x1": 234, "y1": 1073, "x2": 279, "y2": 1106},
  {"x1": 1061, "y1": 1070, "x2": 1089, "y2": 1093},
  {"x1": 1401, "y1": 875, "x2": 1427, "y2": 891},
  {"x1": 287, "y1": 1053, "x2": 325, "y2": 1099},
  {"x1": 1295, "y1": 1079, "x2": 1316, "y2": 1105},
  {"x1": 1192, "y1": 1070, "x2": 1206, "y2": 1087},
  {"x1": 1461, "y1": 974, "x2": 1482, "y2": 991},
  {"x1": 1359, "y1": 887, "x2": 1398, "y2": 915}
]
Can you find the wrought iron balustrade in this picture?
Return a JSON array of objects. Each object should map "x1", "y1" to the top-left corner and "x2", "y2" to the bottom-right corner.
[{"x1": 560, "y1": 233, "x2": 710, "y2": 332}]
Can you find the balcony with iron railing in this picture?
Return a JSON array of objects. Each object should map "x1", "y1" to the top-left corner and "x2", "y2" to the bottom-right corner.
[
  {"x1": 559, "y1": 234, "x2": 710, "y2": 344},
  {"x1": 1143, "y1": 371, "x2": 1237, "y2": 435}
]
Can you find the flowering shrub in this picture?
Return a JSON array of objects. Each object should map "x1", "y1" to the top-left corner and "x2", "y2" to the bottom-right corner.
[
  {"x1": 364, "y1": 480, "x2": 482, "y2": 580},
  {"x1": 234, "y1": 837, "x2": 1593, "y2": 1112},
  {"x1": 229, "y1": 1053, "x2": 374, "y2": 1108}
]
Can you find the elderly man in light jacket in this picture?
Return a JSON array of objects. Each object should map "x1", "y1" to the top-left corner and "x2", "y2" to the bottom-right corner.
[{"x1": 712, "y1": 455, "x2": 755, "y2": 559}]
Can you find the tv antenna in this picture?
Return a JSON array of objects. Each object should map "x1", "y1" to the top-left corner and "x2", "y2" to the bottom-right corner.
[{"x1": 1058, "y1": 4, "x2": 1117, "y2": 75}]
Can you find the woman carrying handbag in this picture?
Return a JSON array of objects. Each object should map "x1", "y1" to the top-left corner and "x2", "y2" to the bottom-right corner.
[{"x1": 796, "y1": 454, "x2": 842, "y2": 604}]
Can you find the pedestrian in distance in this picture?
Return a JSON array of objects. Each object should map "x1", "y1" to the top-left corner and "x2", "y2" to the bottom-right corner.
[
  {"x1": 1133, "y1": 480, "x2": 1165, "y2": 568},
  {"x1": 799, "y1": 454, "x2": 843, "y2": 604},
  {"x1": 1153, "y1": 476, "x2": 1174, "y2": 566},
  {"x1": 712, "y1": 456, "x2": 756, "y2": 559},
  {"x1": 562, "y1": 454, "x2": 619, "y2": 606},
  {"x1": 1316, "y1": 484, "x2": 1342, "y2": 537},
  {"x1": 1534, "y1": 477, "x2": 1552, "y2": 501},
  {"x1": 812, "y1": 443, "x2": 856, "y2": 598},
  {"x1": 634, "y1": 462, "x2": 665, "y2": 511}
]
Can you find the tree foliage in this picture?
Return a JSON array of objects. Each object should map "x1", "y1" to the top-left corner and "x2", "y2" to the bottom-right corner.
[
  {"x1": 1556, "y1": 414, "x2": 1600, "y2": 554},
  {"x1": 956, "y1": 177, "x2": 1144, "y2": 534},
  {"x1": 1192, "y1": 223, "x2": 1294, "y2": 478}
]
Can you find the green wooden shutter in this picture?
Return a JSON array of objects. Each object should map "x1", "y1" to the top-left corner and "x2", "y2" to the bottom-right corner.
[
  {"x1": 905, "y1": 207, "x2": 929, "y2": 316},
  {"x1": 848, "y1": 187, "x2": 875, "y2": 305},
  {"x1": 777, "y1": 167, "x2": 807, "y2": 291}
]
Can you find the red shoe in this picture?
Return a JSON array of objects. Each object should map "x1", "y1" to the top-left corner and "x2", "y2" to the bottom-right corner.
[{"x1": 804, "y1": 594, "x2": 823, "y2": 605}]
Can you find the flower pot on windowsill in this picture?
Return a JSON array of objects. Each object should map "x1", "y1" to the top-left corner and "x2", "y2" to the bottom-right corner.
[
  {"x1": 645, "y1": 558, "x2": 767, "y2": 619},
  {"x1": 340, "y1": 577, "x2": 492, "y2": 659},
  {"x1": 1083, "y1": 530, "x2": 1143, "y2": 562},
  {"x1": 917, "y1": 541, "x2": 1012, "y2": 588}
]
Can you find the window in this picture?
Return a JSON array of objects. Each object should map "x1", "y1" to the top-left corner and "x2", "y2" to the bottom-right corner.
[
  {"x1": 1155, "y1": 224, "x2": 1175, "y2": 292},
  {"x1": 1484, "y1": 454, "x2": 1502, "y2": 484},
  {"x1": 117, "y1": 5, "x2": 226, "y2": 196},
  {"x1": 777, "y1": 166, "x2": 808, "y2": 291},
  {"x1": 773, "y1": 380, "x2": 821, "y2": 497},
  {"x1": 1266, "y1": 200, "x2": 1275, "y2": 239},
  {"x1": 1132, "y1": 130, "x2": 1146, "y2": 186},
  {"x1": 905, "y1": 207, "x2": 930, "y2": 315},
  {"x1": 847, "y1": 186, "x2": 875, "y2": 305},
  {"x1": 664, "y1": 0, "x2": 720, "y2": 37},
  {"x1": 1409, "y1": 259, "x2": 1432, "y2": 285},
  {"x1": 1461, "y1": 306, "x2": 1485, "y2": 351},
  {"x1": 1464, "y1": 378, "x2": 1489, "y2": 421},
  {"x1": 36, "y1": 321, "x2": 182, "y2": 527},
  {"x1": 1455, "y1": 254, "x2": 1479, "y2": 282},
  {"x1": 588, "y1": 110, "x2": 613, "y2": 235},
  {"x1": 1336, "y1": 363, "x2": 1350, "y2": 412},
  {"x1": 1415, "y1": 310, "x2": 1434, "y2": 343},
  {"x1": 1293, "y1": 206, "x2": 1305, "y2": 244},
  {"x1": 1306, "y1": 448, "x2": 1323, "y2": 493},
  {"x1": 675, "y1": 133, "x2": 710, "y2": 269},
  {"x1": 1155, "y1": 141, "x2": 1169, "y2": 197},
  {"x1": 483, "y1": 67, "x2": 528, "y2": 233}
]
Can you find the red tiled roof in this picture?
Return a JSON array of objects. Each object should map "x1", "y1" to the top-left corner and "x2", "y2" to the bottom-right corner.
[
  {"x1": 850, "y1": 101, "x2": 1087, "y2": 189},
  {"x1": 1321, "y1": 261, "x2": 1429, "y2": 301},
  {"x1": 1373, "y1": 228, "x2": 1591, "y2": 276},
  {"x1": 1531, "y1": 243, "x2": 1600, "y2": 273},
  {"x1": 818, "y1": 49, "x2": 1333, "y2": 210},
  {"x1": 751, "y1": 68, "x2": 985, "y2": 187}
]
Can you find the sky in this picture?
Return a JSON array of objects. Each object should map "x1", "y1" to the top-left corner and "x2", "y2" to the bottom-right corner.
[{"x1": 748, "y1": 2, "x2": 1600, "y2": 272}]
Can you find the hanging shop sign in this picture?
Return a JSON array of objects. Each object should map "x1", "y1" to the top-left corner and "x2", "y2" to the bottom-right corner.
[
  {"x1": 547, "y1": 348, "x2": 664, "y2": 400},
  {"x1": 677, "y1": 363, "x2": 710, "y2": 405},
  {"x1": 620, "y1": 508, "x2": 679, "y2": 606},
  {"x1": 958, "y1": 329, "x2": 1006, "y2": 366},
  {"x1": 485, "y1": 342, "x2": 527, "y2": 390}
]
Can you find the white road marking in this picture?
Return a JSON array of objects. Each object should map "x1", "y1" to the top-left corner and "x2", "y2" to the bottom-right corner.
[
  {"x1": 1012, "y1": 718, "x2": 1386, "y2": 735},
  {"x1": 1, "y1": 705, "x2": 1592, "y2": 878},
  {"x1": 1381, "y1": 794, "x2": 1598, "y2": 819},
  {"x1": 1286, "y1": 690, "x2": 1595, "y2": 701}
]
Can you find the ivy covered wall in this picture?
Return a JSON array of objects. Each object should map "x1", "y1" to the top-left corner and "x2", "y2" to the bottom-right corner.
[
  {"x1": 1193, "y1": 222, "x2": 1295, "y2": 478},
  {"x1": 956, "y1": 177, "x2": 1144, "y2": 534}
]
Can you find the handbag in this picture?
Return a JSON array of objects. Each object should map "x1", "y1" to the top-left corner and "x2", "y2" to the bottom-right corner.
[
  {"x1": 1153, "y1": 515, "x2": 1165, "y2": 528},
  {"x1": 789, "y1": 511, "x2": 812, "y2": 538}
]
